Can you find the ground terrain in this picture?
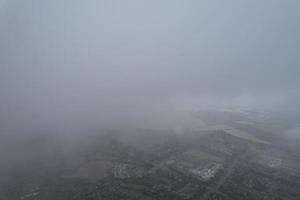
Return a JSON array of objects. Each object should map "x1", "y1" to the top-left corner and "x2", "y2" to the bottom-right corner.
[{"x1": 1, "y1": 109, "x2": 300, "y2": 200}]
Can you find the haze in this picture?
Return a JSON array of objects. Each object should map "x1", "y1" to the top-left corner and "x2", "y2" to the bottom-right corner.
[
  {"x1": 0, "y1": 0, "x2": 299, "y2": 134},
  {"x1": 1, "y1": 1, "x2": 300, "y2": 200}
]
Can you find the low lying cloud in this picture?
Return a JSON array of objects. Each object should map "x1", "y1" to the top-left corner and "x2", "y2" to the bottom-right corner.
[{"x1": 0, "y1": 0, "x2": 299, "y2": 134}]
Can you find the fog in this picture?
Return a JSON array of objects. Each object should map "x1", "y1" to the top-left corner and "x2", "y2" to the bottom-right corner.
[
  {"x1": 1, "y1": 1, "x2": 300, "y2": 199},
  {"x1": 0, "y1": 0, "x2": 299, "y2": 135}
]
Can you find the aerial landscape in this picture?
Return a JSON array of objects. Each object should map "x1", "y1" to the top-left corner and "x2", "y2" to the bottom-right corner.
[
  {"x1": 1, "y1": 108, "x2": 300, "y2": 200},
  {"x1": 0, "y1": 0, "x2": 299, "y2": 199}
]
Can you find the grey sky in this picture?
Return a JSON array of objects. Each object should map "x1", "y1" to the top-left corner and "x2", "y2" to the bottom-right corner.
[{"x1": 0, "y1": 0, "x2": 299, "y2": 133}]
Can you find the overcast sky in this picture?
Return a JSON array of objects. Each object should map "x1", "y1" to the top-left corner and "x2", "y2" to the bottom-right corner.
[{"x1": 0, "y1": 0, "x2": 299, "y2": 133}]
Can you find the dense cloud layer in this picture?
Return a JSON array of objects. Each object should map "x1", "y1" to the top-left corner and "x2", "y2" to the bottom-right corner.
[{"x1": 0, "y1": 0, "x2": 299, "y2": 133}]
